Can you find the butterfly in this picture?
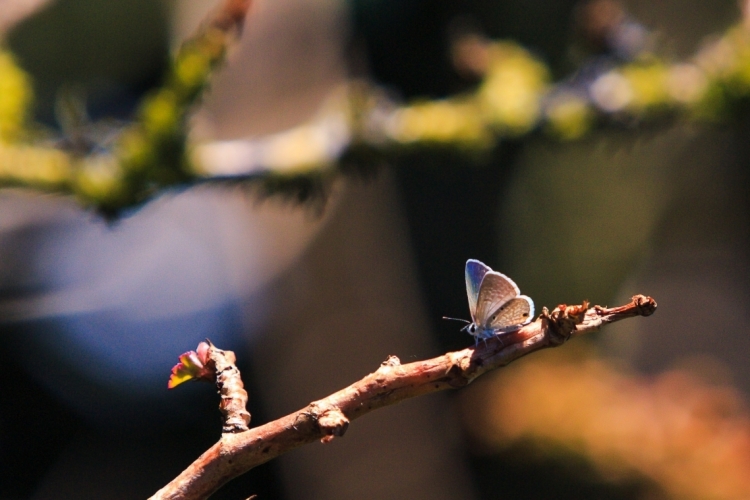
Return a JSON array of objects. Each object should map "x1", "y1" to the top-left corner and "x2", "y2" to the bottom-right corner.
[{"x1": 445, "y1": 259, "x2": 534, "y2": 344}]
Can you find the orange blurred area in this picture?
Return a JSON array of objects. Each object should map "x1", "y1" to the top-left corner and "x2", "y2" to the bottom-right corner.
[{"x1": 461, "y1": 348, "x2": 750, "y2": 499}]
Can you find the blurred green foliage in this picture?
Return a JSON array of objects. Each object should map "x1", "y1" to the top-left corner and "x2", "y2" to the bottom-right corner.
[
  {"x1": 0, "y1": 50, "x2": 32, "y2": 142},
  {"x1": 2, "y1": 1, "x2": 750, "y2": 217}
]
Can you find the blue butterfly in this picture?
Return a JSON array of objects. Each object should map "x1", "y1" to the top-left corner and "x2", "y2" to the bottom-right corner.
[{"x1": 446, "y1": 259, "x2": 534, "y2": 344}]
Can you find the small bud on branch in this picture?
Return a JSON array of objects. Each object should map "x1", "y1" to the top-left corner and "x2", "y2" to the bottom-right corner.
[
  {"x1": 168, "y1": 342, "x2": 213, "y2": 389},
  {"x1": 169, "y1": 339, "x2": 251, "y2": 434}
]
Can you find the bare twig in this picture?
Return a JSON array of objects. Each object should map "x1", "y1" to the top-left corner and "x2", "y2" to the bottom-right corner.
[
  {"x1": 205, "y1": 341, "x2": 251, "y2": 433},
  {"x1": 150, "y1": 295, "x2": 656, "y2": 500}
]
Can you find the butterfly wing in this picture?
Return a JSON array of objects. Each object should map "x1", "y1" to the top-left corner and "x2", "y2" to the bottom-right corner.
[
  {"x1": 465, "y1": 259, "x2": 491, "y2": 320},
  {"x1": 487, "y1": 295, "x2": 534, "y2": 332},
  {"x1": 474, "y1": 271, "x2": 520, "y2": 327}
]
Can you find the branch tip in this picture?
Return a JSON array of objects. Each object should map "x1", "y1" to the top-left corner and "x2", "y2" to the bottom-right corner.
[
  {"x1": 593, "y1": 294, "x2": 658, "y2": 323},
  {"x1": 633, "y1": 294, "x2": 657, "y2": 316}
]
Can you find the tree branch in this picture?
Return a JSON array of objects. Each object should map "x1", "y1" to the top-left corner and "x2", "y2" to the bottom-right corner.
[
  {"x1": 205, "y1": 341, "x2": 251, "y2": 433},
  {"x1": 150, "y1": 295, "x2": 656, "y2": 500}
]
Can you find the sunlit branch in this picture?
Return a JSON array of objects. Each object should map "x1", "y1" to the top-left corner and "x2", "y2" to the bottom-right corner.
[{"x1": 150, "y1": 295, "x2": 656, "y2": 500}]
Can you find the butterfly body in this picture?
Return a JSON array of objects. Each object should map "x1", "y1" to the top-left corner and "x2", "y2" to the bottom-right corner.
[{"x1": 463, "y1": 259, "x2": 534, "y2": 343}]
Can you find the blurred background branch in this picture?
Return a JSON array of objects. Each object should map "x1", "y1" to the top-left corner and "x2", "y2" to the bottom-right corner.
[{"x1": 2, "y1": 0, "x2": 750, "y2": 214}]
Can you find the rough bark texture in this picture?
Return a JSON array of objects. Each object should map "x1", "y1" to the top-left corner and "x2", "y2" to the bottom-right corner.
[{"x1": 206, "y1": 342, "x2": 251, "y2": 433}]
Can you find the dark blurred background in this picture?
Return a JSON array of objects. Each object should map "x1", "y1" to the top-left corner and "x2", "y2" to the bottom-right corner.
[{"x1": 1, "y1": 0, "x2": 749, "y2": 499}]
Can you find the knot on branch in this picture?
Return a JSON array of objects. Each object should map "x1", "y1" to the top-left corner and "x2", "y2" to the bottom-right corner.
[
  {"x1": 445, "y1": 360, "x2": 472, "y2": 388},
  {"x1": 374, "y1": 355, "x2": 403, "y2": 383},
  {"x1": 381, "y1": 355, "x2": 401, "y2": 367},
  {"x1": 309, "y1": 404, "x2": 350, "y2": 443},
  {"x1": 206, "y1": 340, "x2": 251, "y2": 433},
  {"x1": 542, "y1": 301, "x2": 590, "y2": 345}
]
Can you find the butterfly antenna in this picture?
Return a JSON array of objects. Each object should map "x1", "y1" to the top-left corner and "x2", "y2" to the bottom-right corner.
[{"x1": 442, "y1": 316, "x2": 470, "y2": 324}]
